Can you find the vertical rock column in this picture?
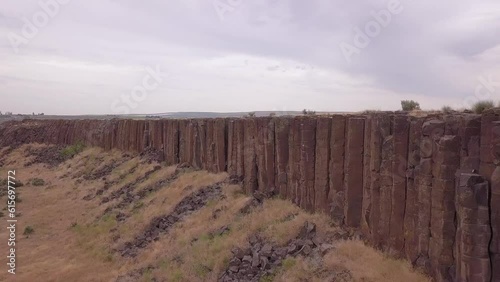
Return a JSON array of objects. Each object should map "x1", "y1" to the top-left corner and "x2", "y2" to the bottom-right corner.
[
  {"x1": 314, "y1": 117, "x2": 332, "y2": 214},
  {"x1": 361, "y1": 115, "x2": 372, "y2": 237},
  {"x1": 243, "y1": 118, "x2": 258, "y2": 193},
  {"x1": 404, "y1": 117, "x2": 423, "y2": 263},
  {"x1": 227, "y1": 120, "x2": 237, "y2": 176},
  {"x1": 213, "y1": 118, "x2": 227, "y2": 173},
  {"x1": 192, "y1": 120, "x2": 203, "y2": 169},
  {"x1": 344, "y1": 117, "x2": 365, "y2": 227},
  {"x1": 205, "y1": 119, "x2": 215, "y2": 171},
  {"x1": 299, "y1": 117, "x2": 317, "y2": 212},
  {"x1": 455, "y1": 173, "x2": 491, "y2": 282},
  {"x1": 256, "y1": 118, "x2": 275, "y2": 192},
  {"x1": 480, "y1": 108, "x2": 500, "y2": 280},
  {"x1": 275, "y1": 118, "x2": 290, "y2": 198},
  {"x1": 227, "y1": 119, "x2": 245, "y2": 180},
  {"x1": 329, "y1": 115, "x2": 345, "y2": 226},
  {"x1": 429, "y1": 135, "x2": 460, "y2": 281},
  {"x1": 389, "y1": 115, "x2": 410, "y2": 257},
  {"x1": 415, "y1": 119, "x2": 444, "y2": 272},
  {"x1": 288, "y1": 118, "x2": 302, "y2": 204},
  {"x1": 369, "y1": 114, "x2": 391, "y2": 246},
  {"x1": 459, "y1": 115, "x2": 481, "y2": 170},
  {"x1": 164, "y1": 120, "x2": 179, "y2": 166}
]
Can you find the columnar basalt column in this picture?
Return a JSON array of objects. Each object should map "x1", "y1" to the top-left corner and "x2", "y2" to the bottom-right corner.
[
  {"x1": 288, "y1": 117, "x2": 302, "y2": 204},
  {"x1": 275, "y1": 118, "x2": 290, "y2": 198},
  {"x1": 361, "y1": 115, "x2": 372, "y2": 237},
  {"x1": 243, "y1": 118, "x2": 258, "y2": 194},
  {"x1": 344, "y1": 117, "x2": 365, "y2": 227},
  {"x1": 479, "y1": 109, "x2": 500, "y2": 281},
  {"x1": 415, "y1": 119, "x2": 444, "y2": 272},
  {"x1": 404, "y1": 117, "x2": 423, "y2": 263},
  {"x1": 213, "y1": 118, "x2": 227, "y2": 173},
  {"x1": 329, "y1": 115, "x2": 346, "y2": 225},
  {"x1": 369, "y1": 114, "x2": 391, "y2": 246},
  {"x1": 430, "y1": 135, "x2": 460, "y2": 281},
  {"x1": 455, "y1": 173, "x2": 491, "y2": 282},
  {"x1": 256, "y1": 118, "x2": 275, "y2": 193},
  {"x1": 205, "y1": 119, "x2": 215, "y2": 171},
  {"x1": 389, "y1": 115, "x2": 410, "y2": 257},
  {"x1": 459, "y1": 115, "x2": 481, "y2": 170},
  {"x1": 164, "y1": 120, "x2": 179, "y2": 166},
  {"x1": 314, "y1": 116, "x2": 332, "y2": 213},
  {"x1": 299, "y1": 117, "x2": 317, "y2": 211}
]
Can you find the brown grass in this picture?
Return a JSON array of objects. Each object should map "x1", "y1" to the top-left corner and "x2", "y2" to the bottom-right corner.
[{"x1": 0, "y1": 145, "x2": 430, "y2": 282}]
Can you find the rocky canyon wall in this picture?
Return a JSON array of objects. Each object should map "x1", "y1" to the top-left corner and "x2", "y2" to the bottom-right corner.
[{"x1": 1, "y1": 110, "x2": 499, "y2": 281}]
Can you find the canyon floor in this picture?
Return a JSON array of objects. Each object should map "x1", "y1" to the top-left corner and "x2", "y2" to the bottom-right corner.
[{"x1": 0, "y1": 144, "x2": 429, "y2": 282}]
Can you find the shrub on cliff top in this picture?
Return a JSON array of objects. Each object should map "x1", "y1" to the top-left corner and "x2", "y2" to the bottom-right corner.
[
  {"x1": 60, "y1": 141, "x2": 85, "y2": 159},
  {"x1": 472, "y1": 100, "x2": 494, "y2": 114},
  {"x1": 401, "y1": 100, "x2": 420, "y2": 111},
  {"x1": 441, "y1": 106, "x2": 453, "y2": 113}
]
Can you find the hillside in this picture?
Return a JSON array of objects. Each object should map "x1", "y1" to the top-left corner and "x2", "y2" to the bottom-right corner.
[{"x1": 0, "y1": 144, "x2": 428, "y2": 281}]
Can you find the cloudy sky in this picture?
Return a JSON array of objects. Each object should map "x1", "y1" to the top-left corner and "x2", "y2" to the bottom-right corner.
[{"x1": 1, "y1": 0, "x2": 499, "y2": 115}]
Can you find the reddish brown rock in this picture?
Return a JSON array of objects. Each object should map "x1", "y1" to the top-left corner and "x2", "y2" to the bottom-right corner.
[
  {"x1": 389, "y1": 115, "x2": 409, "y2": 257},
  {"x1": 274, "y1": 118, "x2": 290, "y2": 199},
  {"x1": 256, "y1": 118, "x2": 275, "y2": 193},
  {"x1": 243, "y1": 118, "x2": 258, "y2": 194},
  {"x1": 429, "y1": 135, "x2": 460, "y2": 281},
  {"x1": 404, "y1": 117, "x2": 423, "y2": 263},
  {"x1": 368, "y1": 114, "x2": 392, "y2": 246},
  {"x1": 455, "y1": 173, "x2": 491, "y2": 282},
  {"x1": 299, "y1": 117, "x2": 317, "y2": 211},
  {"x1": 213, "y1": 118, "x2": 227, "y2": 173},
  {"x1": 314, "y1": 117, "x2": 331, "y2": 213},
  {"x1": 288, "y1": 117, "x2": 302, "y2": 204},
  {"x1": 329, "y1": 115, "x2": 346, "y2": 225},
  {"x1": 459, "y1": 115, "x2": 481, "y2": 170},
  {"x1": 163, "y1": 120, "x2": 179, "y2": 165},
  {"x1": 361, "y1": 115, "x2": 372, "y2": 237},
  {"x1": 344, "y1": 117, "x2": 364, "y2": 227}
]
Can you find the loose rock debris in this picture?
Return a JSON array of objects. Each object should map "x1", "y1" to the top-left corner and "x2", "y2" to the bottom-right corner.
[
  {"x1": 119, "y1": 182, "x2": 223, "y2": 257},
  {"x1": 219, "y1": 221, "x2": 335, "y2": 282},
  {"x1": 24, "y1": 145, "x2": 67, "y2": 167}
]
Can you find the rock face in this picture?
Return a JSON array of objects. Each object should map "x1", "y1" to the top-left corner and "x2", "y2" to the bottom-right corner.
[
  {"x1": 2, "y1": 111, "x2": 500, "y2": 281},
  {"x1": 455, "y1": 173, "x2": 491, "y2": 282}
]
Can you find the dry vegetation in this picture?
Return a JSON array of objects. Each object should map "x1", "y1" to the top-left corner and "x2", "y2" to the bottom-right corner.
[{"x1": 0, "y1": 144, "x2": 429, "y2": 282}]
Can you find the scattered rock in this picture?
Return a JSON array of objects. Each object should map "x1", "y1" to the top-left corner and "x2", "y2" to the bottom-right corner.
[
  {"x1": 219, "y1": 221, "x2": 321, "y2": 282},
  {"x1": 139, "y1": 147, "x2": 164, "y2": 164},
  {"x1": 119, "y1": 183, "x2": 223, "y2": 257}
]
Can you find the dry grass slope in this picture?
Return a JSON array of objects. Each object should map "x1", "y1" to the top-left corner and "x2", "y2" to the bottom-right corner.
[{"x1": 0, "y1": 144, "x2": 430, "y2": 282}]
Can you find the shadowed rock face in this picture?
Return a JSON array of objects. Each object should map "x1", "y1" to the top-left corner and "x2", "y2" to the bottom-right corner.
[{"x1": 2, "y1": 110, "x2": 500, "y2": 281}]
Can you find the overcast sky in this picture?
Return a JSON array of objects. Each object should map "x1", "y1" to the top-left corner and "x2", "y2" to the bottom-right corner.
[{"x1": 1, "y1": 0, "x2": 499, "y2": 115}]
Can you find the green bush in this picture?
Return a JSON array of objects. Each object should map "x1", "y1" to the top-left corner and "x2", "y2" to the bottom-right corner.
[
  {"x1": 31, "y1": 178, "x2": 45, "y2": 186},
  {"x1": 23, "y1": 226, "x2": 34, "y2": 236},
  {"x1": 302, "y1": 109, "x2": 316, "y2": 115},
  {"x1": 60, "y1": 141, "x2": 85, "y2": 159},
  {"x1": 472, "y1": 100, "x2": 494, "y2": 114},
  {"x1": 401, "y1": 100, "x2": 421, "y2": 111},
  {"x1": 441, "y1": 106, "x2": 453, "y2": 113}
]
